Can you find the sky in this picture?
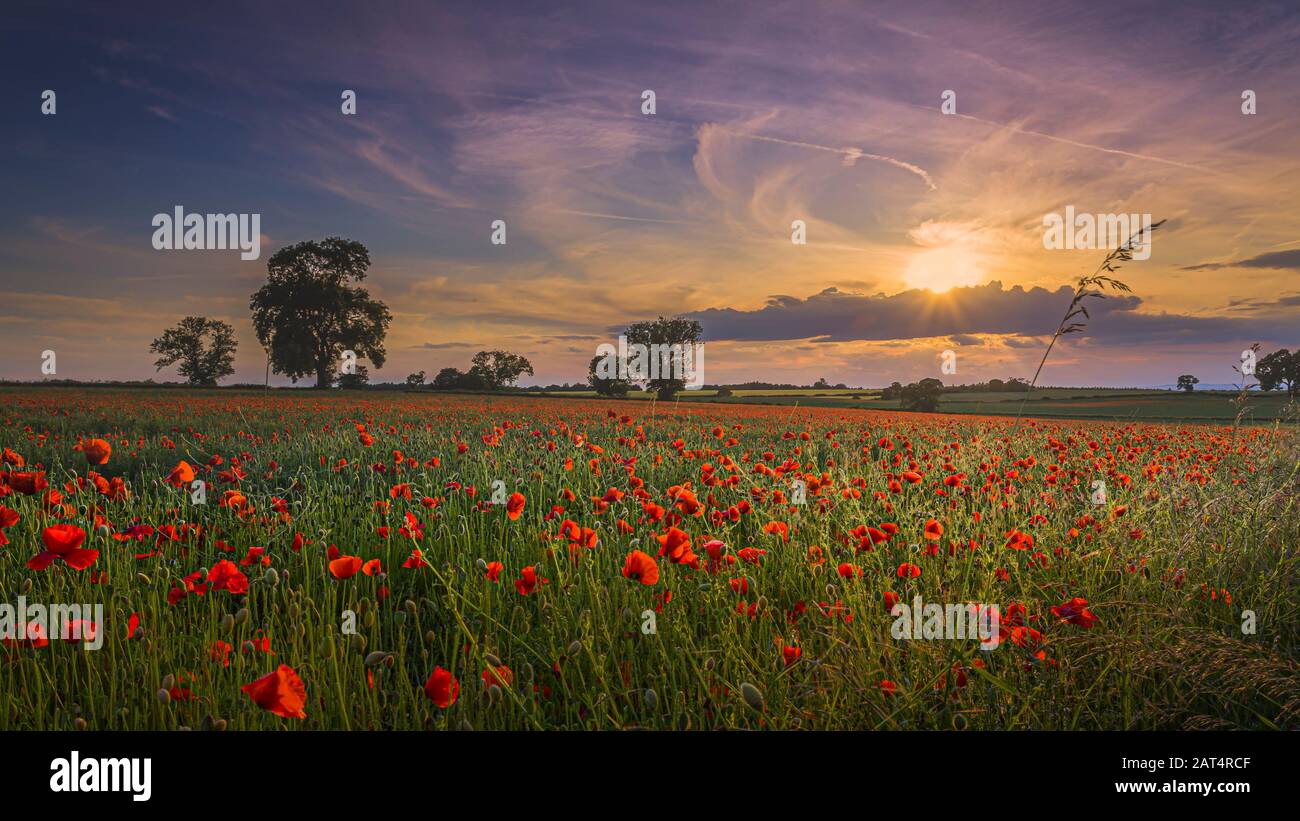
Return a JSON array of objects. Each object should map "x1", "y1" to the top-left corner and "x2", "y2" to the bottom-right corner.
[{"x1": 1, "y1": 0, "x2": 1298, "y2": 388}]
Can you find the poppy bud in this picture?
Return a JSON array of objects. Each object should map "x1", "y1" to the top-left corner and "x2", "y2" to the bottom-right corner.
[
  {"x1": 566, "y1": 640, "x2": 582, "y2": 657},
  {"x1": 740, "y1": 682, "x2": 764, "y2": 711},
  {"x1": 424, "y1": 630, "x2": 436, "y2": 643},
  {"x1": 485, "y1": 652, "x2": 502, "y2": 667},
  {"x1": 264, "y1": 567, "x2": 279, "y2": 586},
  {"x1": 364, "y1": 651, "x2": 389, "y2": 666},
  {"x1": 219, "y1": 614, "x2": 235, "y2": 632},
  {"x1": 234, "y1": 608, "x2": 250, "y2": 625},
  {"x1": 156, "y1": 689, "x2": 171, "y2": 705},
  {"x1": 161, "y1": 674, "x2": 175, "y2": 691},
  {"x1": 643, "y1": 688, "x2": 658, "y2": 710},
  {"x1": 137, "y1": 573, "x2": 151, "y2": 585},
  {"x1": 404, "y1": 599, "x2": 418, "y2": 616}
]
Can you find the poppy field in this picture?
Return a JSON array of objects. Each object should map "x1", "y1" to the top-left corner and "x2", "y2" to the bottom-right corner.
[{"x1": 1, "y1": 387, "x2": 1297, "y2": 731}]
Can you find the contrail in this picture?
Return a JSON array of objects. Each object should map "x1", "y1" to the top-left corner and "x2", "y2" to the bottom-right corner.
[{"x1": 731, "y1": 131, "x2": 938, "y2": 190}]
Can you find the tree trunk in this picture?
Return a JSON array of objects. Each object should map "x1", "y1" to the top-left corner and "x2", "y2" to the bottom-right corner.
[{"x1": 316, "y1": 356, "x2": 332, "y2": 389}]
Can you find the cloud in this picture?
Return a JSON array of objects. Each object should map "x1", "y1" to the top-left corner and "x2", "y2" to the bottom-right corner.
[
  {"x1": 687, "y1": 282, "x2": 1300, "y2": 347},
  {"x1": 1182, "y1": 248, "x2": 1300, "y2": 271}
]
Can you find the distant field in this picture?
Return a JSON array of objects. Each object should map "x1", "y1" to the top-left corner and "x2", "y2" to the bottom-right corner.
[{"x1": 543, "y1": 388, "x2": 1298, "y2": 423}]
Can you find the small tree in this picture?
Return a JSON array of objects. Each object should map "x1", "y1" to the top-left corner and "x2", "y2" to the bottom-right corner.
[
  {"x1": 899, "y1": 378, "x2": 943, "y2": 412},
  {"x1": 149, "y1": 317, "x2": 238, "y2": 386},
  {"x1": 335, "y1": 364, "x2": 369, "y2": 389},
  {"x1": 406, "y1": 371, "x2": 426, "y2": 388},
  {"x1": 588, "y1": 355, "x2": 634, "y2": 397},
  {"x1": 1257, "y1": 349, "x2": 1298, "y2": 395},
  {"x1": 623, "y1": 316, "x2": 704, "y2": 400},
  {"x1": 1176, "y1": 374, "x2": 1199, "y2": 392},
  {"x1": 469, "y1": 350, "x2": 534, "y2": 390},
  {"x1": 432, "y1": 368, "x2": 464, "y2": 389}
]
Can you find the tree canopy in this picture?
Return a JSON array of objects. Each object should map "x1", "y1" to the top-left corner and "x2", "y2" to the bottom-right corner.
[{"x1": 249, "y1": 237, "x2": 391, "y2": 388}]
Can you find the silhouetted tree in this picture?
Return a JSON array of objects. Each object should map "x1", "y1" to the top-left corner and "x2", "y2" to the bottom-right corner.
[
  {"x1": 149, "y1": 316, "x2": 237, "y2": 386},
  {"x1": 249, "y1": 237, "x2": 391, "y2": 389}
]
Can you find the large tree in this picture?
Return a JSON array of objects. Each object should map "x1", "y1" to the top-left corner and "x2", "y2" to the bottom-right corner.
[
  {"x1": 1176, "y1": 374, "x2": 1199, "y2": 392},
  {"x1": 1257, "y1": 349, "x2": 1298, "y2": 395},
  {"x1": 469, "y1": 350, "x2": 534, "y2": 389},
  {"x1": 623, "y1": 316, "x2": 704, "y2": 400},
  {"x1": 149, "y1": 316, "x2": 238, "y2": 386},
  {"x1": 249, "y1": 237, "x2": 391, "y2": 388}
]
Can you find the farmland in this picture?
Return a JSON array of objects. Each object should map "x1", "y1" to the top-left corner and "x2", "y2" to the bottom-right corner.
[
  {"x1": 550, "y1": 387, "x2": 1299, "y2": 424},
  {"x1": 1, "y1": 387, "x2": 1297, "y2": 730}
]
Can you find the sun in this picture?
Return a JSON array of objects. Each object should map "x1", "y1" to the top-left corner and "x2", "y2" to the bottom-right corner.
[{"x1": 902, "y1": 247, "x2": 984, "y2": 293}]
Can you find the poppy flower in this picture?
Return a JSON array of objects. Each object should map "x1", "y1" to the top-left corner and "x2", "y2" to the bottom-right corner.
[
  {"x1": 505, "y1": 491, "x2": 526, "y2": 521},
  {"x1": 5, "y1": 471, "x2": 47, "y2": 495},
  {"x1": 330, "y1": 555, "x2": 363, "y2": 579},
  {"x1": 622, "y1": 550, "x2": 659, "y2": 585},
  {"x1": 29, "y1": 524, "x2": 98, "y2": 571},
  {"x1": 483, "y1": 560, "x2": 503, "y2": 581},
  {"x1": 1050, "y1": 597, "x2": 1098, "y2": 628},
  {"x1": 782, "y1": 644, "x2": 801, "y2": 667},
  {"x1": 896, "y1": 562, "x2": 921, "y2": 578},
  {"x1": 514, "y1": 565, "x2": 547, "y2": 595},
  {"x1": 482, "y1": 664, "x2": 514, "y2": 689},
  {"x1": 82, "y1": 438, "x2": 112, "y2": 465},
  {"x1": 241, "y1": 664, "x2": 307, "y2": 719},
  {"x1": 207, "y1": 559, "x2": 249, "y2": 594},
  {"x1": 167, "y1": 460, "x2": 196, "y2": 486},
  {"x1": 923, "y1": 519, "x2": 944, "y2": 541},
  {"x1": 424, "y1": 666, "x2": 459, "y2": 708}
]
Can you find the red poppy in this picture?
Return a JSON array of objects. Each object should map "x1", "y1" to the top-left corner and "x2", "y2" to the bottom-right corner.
[
  {"x1": 622, "y1": 550, "x2": 659, "y2": 585},
  {"x1": 241, "y1": 664, "x2": 307, "y2": 719},
  {"x1": 6, "y1": 471, "x2": 47, "y2": 495},
  {"x1": 330, "y1": 555, "x2": 363, "y2": 579},
  {"x1": 29, "y1": 524, "x2": 97, "y2": 571},
  {"x1": 505, "y1": 491, "x2": 526, "y2": 521},
  {"x1": 896, "y1": 562, "x2": 921, "y2": 578},
  {"x1": 82, "y1": 438, "x2": 112, "y2": 465},
  {"x1": 207, "y1": 559, "x2": 249, "y2": 594},
  {"x1": 482, "y1": 664, "x2": 514, "y2": 689},
  {"x1": 1050, "y1": 596, "x2": 1098, "y2": 628},
  {"x1": 424, "y1": 666, "x2": 459, "y2": 707}
]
